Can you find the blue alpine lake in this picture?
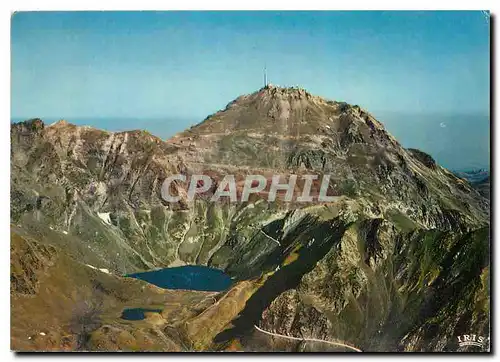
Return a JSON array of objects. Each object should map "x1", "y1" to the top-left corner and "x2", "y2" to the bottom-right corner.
[
  {"x1": 126, "y1": 265, "x2": 233, "y2": 292},
  {"x1": 121, "y1": 308, "x2": 163, "y2": 321}
]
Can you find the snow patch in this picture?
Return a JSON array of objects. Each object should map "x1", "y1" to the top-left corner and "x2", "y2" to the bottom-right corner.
[
  {"x1": 98, "y1": 212, "x2": 112, "y2": 225},
  {"x1": 85, "y1": 264, "x2": 111, "y2": 274}
]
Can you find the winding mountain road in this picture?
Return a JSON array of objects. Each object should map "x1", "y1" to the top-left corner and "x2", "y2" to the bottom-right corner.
[
  {"x1": 253, "y1": 325, "x2": 362, "y2": 352},
  {"x1": 259, "y1": 229, "x2": 281, "y2": 246}
]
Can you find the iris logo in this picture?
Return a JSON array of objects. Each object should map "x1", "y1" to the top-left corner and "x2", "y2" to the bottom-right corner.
[{"x1": 456, "y1": 334, "x2": 488, "y2": 349}]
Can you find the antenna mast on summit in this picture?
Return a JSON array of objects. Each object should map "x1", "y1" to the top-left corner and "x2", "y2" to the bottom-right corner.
[{"x1": 264, "y1": 65, "x2": 268, "y2": 87}]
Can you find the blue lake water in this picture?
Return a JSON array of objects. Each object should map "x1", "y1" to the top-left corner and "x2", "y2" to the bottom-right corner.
[
  {"x1": 126, "y1": 265, "x2": 232, "y2": 292},
  {"x1": 121, "y1": 308, "x2": 163, "y2": 321}
]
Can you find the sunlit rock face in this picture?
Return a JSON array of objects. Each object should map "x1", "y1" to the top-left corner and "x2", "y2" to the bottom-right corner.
[{"x1": 11, "y1": 87, "x2": 489, "y2": 352}]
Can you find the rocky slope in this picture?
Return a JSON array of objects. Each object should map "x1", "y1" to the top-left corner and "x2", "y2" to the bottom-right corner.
[
  {"x1": 11, "y1": 85, "x2": 490, "y2": 351},
  {"x1": 473, "y1": 176, "x2": 491, "y2": 200},
  {"x1": 453, "y1": 169, "x2": 490, "y2": 200},
  {"x1": 11, "y1": 226, "x2": 223, "y2": 351}
]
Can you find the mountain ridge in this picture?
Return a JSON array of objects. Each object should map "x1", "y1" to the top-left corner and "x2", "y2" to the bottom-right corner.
[{"x1": 10, "y1": 86, "x2": 490, "y2": 351}]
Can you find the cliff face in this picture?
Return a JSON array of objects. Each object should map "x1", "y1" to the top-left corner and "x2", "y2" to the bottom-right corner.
[{"x1": 10, "y1": 86, "x2": 490, "y2": 351}]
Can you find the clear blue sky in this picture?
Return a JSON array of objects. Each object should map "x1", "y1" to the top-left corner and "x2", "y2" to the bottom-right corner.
[{"x1": 11, "y1": 11, "x2": 490, "y2": 169}]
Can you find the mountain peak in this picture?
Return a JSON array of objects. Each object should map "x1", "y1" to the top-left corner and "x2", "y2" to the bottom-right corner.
[
  {"x1": 259, "y1": 83, "x2": 313, "y2": 97},
  {"x1": 175, "y1": 87, "x2": 391, "y2": 153},
  {"x1": 11, "y1": 118, "x2": 45, "y2": 132},
  {"x1": 48, "y1": 119, "x2": 71, "y2": 127}
]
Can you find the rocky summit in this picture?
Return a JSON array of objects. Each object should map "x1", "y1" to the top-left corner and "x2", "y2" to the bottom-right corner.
[{"x1": 10, "y1": 86, "x2": 490, "y2": 352}]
